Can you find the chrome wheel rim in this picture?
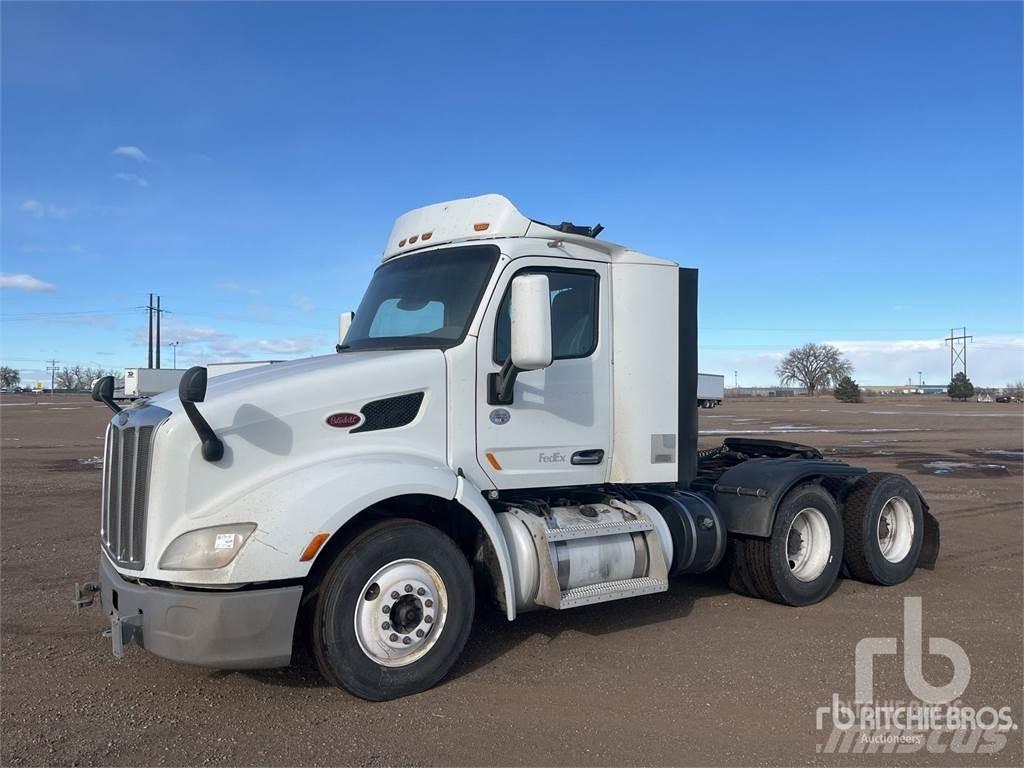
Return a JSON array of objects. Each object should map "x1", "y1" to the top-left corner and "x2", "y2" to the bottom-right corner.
[
  {"x1": 877, "y1": 496, "x2": 915, "y2": 563},
  {"x1": 354, "y1": 558, "x2": 447, "y2": 667},
  {"x1": 787, "y1": 507, "x2": 831, "y2": 582}
]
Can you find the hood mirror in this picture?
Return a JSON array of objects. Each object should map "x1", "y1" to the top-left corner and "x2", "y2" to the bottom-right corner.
[
  {"x1": 91, "y1": 375, "x2": 122, "y2": 414},
  {"x1": 178, "y1": 366, "x2": 224, "y2": 462}
]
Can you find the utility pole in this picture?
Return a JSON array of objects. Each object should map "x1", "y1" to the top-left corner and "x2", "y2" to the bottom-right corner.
[
  {"x1": 156, "y1": 295, "x2": 161, "y2": 369},
  {"x1": 944, "y1": 327, "x2": 973, "y2": 381},
  {"x1": 45, "y1": 359, "x2": 59, "y2": 396},
  {"x1": 734, "y1": 370, "x2": 738, "y2": 388},
  {"x1": 918, "y1": 371, "x2": 923, "y2": 386},
  {"x1": 147, "y1": 293, "x2": 154, "y2": 369}
]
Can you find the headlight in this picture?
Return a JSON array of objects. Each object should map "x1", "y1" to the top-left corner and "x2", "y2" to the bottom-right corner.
[{"x1": 158, "y1": 523, "x2": 257, "y2": 571}]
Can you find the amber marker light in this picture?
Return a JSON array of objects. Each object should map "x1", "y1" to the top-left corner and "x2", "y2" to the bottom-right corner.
[
  {"x1": 299, "y1": 532, "x2": 331, "y2": 561},
  {"x1": 485, "y1": 452, "x2": 502, "y2": 470}
]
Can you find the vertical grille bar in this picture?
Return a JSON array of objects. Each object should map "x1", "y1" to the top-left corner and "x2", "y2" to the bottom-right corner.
[
  {"x1": 100, "y1": 406, "x2": 167, "y2": 570},
  {"x1": 118, "y1": 431, "x2": 135, "y2": 561}
]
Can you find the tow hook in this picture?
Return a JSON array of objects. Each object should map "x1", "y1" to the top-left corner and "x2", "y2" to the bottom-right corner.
[{"x1": 72, "y1": 582, "x2": 100, "y2": 612}]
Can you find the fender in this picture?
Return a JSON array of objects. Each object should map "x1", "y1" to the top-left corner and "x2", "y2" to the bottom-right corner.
[
  {"x1": 713, "y1": 457, "x2": 867, "y2": 537},
  {"x1": 185, "y1": 455, "x2": 517, "y2": 619}
]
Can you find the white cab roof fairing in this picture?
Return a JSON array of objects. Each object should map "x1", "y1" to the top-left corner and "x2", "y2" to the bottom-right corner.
[{"x1": 382, "y1": 193, "x2": 676, "y2": 268}]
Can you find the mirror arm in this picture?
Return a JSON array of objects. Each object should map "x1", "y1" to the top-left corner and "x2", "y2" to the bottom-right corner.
[
  {"x1": 487, "y1": 357, "x2": 520, "y2": 406},
  {"x1": 178, "y1": 366, "x2": 224, "y2": 462}
]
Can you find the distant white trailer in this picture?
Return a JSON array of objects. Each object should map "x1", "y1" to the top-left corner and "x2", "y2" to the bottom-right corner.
[
  {"x1": 206, "y1": 361, "x2": 283, "y2": 378},
  {"x1": 121, "y1": 368, "x2": 188, "y2": 399},
  {"x1": 697, "y1": 373, "x2": 725, "y2": 408}
]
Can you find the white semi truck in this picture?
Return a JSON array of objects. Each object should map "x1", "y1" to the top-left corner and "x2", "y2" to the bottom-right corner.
[{"x1": 79, "y1": 195, "x2": 938, "y2": 700}]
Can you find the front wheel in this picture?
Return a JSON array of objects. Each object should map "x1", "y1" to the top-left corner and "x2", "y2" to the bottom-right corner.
[{"x1": 312, "y1": 520, "x2": 474, "y2": 700}]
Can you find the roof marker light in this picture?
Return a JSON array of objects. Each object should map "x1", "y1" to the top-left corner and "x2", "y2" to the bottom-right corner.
[
  {"x1": 409, "y1": 234, "x2": 419, "y2": 244},
  {"x1": 421, "y1": 231, "x2": 432, "y2": 240},
  {"x1": 473, "y1": 222, "x2": 490, "y2": 232},
  {"x1": 398, "y1": 238, "x2": 407, "y2": 247}
]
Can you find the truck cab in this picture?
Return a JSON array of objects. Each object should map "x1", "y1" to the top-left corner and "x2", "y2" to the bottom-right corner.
[{"x1": 85, "y1": 194, "x2": 938, "y2": 700}]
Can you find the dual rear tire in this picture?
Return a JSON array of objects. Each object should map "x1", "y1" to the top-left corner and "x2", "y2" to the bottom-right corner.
[{"x1": 725, "y1": 473, "x2": 925, "y2": 606}]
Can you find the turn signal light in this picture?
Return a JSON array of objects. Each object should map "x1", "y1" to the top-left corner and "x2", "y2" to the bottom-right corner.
[{"x1": 299, "y1": 532, "x2": 331, "y2": 562}]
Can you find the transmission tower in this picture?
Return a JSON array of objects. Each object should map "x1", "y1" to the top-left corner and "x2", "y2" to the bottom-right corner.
[{"x1": 944, "y1": 327, "x2": 973, "y2": 381}]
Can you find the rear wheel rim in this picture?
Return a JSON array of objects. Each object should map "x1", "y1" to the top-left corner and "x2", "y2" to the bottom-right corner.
[
  {"x1": 786, "y1": 507, "x2": 831, "y2": 582},
  {"x1": 877, "y1": 496, "x2": 915, "y2": 563},
  {"x1": 354, "y1": 559, "x2": 448, "y2": 668}
]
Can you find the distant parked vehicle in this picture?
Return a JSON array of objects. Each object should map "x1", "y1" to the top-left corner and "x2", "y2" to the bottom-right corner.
[
  {"x1": 697, "y1": 372, "x2": 725, "y2": 408},
  {"x1": 995, "y1": 395, "x2": 1018, "y2": 404}
]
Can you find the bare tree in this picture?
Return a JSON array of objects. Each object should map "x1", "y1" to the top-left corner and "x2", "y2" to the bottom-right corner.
[
  {"x1": 776, "y1": 343, "x2": 853, "y2": 395},
  {"x1": 1006, "y1": 379, "x2": 1024, "y2": 400},
  {"x1": 55, "y1": 367, "x2": 78, "y2": 391},
  {"x1": 0, "y1": 366, "x2": 21, "y2": 388}
]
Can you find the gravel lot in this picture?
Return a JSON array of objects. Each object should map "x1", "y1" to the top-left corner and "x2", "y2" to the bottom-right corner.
[{"x1": 2, "y1": 393, "x2": 1021, "y2": 766}]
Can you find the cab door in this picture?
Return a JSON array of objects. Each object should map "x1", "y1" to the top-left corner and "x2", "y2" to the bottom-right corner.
[{"x1": 476, "y1": 257, "x2": 611, "y2": 489}]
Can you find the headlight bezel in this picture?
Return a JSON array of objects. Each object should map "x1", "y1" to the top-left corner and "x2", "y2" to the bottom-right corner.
[{"x1": 158, "y1": 523, "x2": 258, "y2": 571}]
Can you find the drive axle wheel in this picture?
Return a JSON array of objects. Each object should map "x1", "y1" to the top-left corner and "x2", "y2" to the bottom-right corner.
[
  {"x1": 842, "y1": 473, "x2": 924, "y2": 586},
  {"x1": 312, "y1": 519, "x2": 474, "y2": 700},
  {"x1": 727, "y1": 483, "x2": 843, "y2": 606}
]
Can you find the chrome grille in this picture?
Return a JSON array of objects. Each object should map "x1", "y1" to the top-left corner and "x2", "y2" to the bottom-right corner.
[{"x1": 100, "y1": 405, "x2": 168, "y2": 569}]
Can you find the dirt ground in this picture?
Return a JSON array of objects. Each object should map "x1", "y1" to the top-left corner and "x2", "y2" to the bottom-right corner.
[{"x1": 1, "y1": 393, "x2": 1021, "y2": 767}]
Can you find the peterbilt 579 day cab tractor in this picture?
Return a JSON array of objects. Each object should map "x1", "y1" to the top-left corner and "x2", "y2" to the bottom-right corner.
[{"x1": 81, "y1": 195, "x2": 939, "y2": 700}]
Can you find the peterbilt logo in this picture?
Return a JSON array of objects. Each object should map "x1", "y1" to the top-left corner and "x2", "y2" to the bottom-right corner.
[{"x1": 326, "y1": 412, "x2": 362, "y2": 429}]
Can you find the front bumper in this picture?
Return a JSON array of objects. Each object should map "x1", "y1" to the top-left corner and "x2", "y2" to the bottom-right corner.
[{"x1": 98, "y1": 554, "x2": 302, "y2": 669}]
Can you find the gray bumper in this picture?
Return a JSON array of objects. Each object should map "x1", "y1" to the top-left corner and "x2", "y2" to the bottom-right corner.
[{"x1": 98, "y1": 555, "x2": 302, "y2": 669}]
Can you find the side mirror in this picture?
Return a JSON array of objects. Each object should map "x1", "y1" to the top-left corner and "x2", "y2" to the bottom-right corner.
[
  {"x1": 178, "y1": 366, "x2": 208, "y2": 404},
  {"x1": 337, "y1": 311, "x2": 355, "y2": 352},
  {"x1": 178, "y1": 366, "x2": 223, "y2": 462},
  {"x1": 91, "y1": 375, "x2": 122, "y2": 414},
  {"x1": 510, "y1": 274, "x2": 553, "y2": 371},
  {"x1": 488, "y1": 274, "x2": 552, "y2": 405}
]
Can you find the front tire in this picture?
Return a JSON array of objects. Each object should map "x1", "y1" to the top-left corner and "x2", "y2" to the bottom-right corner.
[
  {"x1": 312, "y1": 520, "x2": 474, "y2": 700},
  {"x1": 842, "y1": 473, "x2": 924, "y2": 586}
]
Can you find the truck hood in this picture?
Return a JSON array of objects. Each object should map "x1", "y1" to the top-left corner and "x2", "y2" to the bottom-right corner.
[{"x1": 141, "y1": 349, "x2": 449, "y2": 532}]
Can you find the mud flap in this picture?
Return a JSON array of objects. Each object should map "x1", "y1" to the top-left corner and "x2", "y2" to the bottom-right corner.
[{"x1": 918, "y1": 509, "x2": 940, "y2": 569}]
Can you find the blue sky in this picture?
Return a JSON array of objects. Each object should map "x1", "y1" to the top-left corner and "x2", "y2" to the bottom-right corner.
[{"x1": 2, "y1": 1, "x2": 1021, "y2": 386}]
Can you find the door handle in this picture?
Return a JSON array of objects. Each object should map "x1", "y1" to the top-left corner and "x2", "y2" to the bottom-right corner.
[{"x1": 571, "y1": 449, "x2": 605, "y2": 466}]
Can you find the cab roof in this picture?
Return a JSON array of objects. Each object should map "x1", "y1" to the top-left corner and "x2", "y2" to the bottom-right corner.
[{"x1": 382, "y1": 194, "x2": 674, "y2": 267}]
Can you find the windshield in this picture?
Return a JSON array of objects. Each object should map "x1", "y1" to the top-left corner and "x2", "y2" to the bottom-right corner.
[{"x1": 342, "y1": 245, "x2": 500, "y2": 351}]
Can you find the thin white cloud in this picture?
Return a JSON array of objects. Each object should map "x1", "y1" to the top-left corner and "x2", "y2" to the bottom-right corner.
[
  {"x1": 703, "y1": 335, "x2": 1024, "y2": 388},
  {"x1": 217, "y1": 281, "x2": 260, "y2": 296},
  {"x1": 113, "y1": 172, "x2": 149, "y2": 187},
  {"x1": 291, "y1": 294, "x2": 316, "y2": 313},
  {"x1": 111, "y1": 145, "x2": 149, "y2": 162},
  {"x1": 0, "y1": 273, "x2": 57, "y2": 292},
  {"x1": 19, "y1": 199, "x2": 68, "y2": 219},
  {"x1": 143, "y1": 322, "x2": 327, "y2": 364}
]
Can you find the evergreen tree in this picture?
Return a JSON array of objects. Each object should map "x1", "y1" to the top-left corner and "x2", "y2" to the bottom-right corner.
[
  {"x1": 833, "y1": 375, "x2": 863, "y2": 403},
  {"x1": 947, "y1": 372, "x2": 975, "y2": 401}
]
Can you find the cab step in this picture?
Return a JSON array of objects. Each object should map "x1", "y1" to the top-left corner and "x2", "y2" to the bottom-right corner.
[
  {"x1": 558, "y1": 576, "x2": 668, "y2": 609},
  {"x1": 543, "y1": 517, "x2": 653, "y2": 542}
]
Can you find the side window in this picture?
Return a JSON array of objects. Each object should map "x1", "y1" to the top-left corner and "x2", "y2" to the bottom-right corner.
[{"x1": 494, "y1": 269, "x2": 599, "y2": 363}]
